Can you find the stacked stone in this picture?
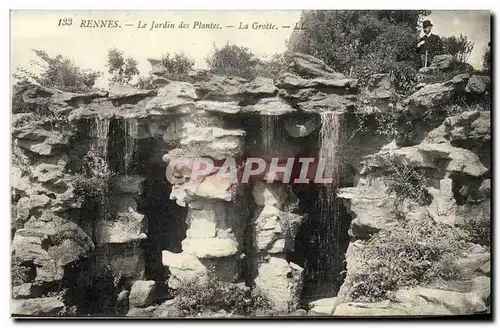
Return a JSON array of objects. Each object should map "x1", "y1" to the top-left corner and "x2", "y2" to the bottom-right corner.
[
  {"x1": 95, "y1": 175, "x2": 148, "y2": 285},
  {"x1": 149, "y1": 69, "x2": 266, "y2": 288},
  {"x1": 11, "y1": 84, "x2": 98, "y2": 316},
  {"x1": 250, "y1": 182, "x2": 305, "y2": 312}
]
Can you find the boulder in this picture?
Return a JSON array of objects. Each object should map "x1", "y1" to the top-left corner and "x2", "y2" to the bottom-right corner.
[
  {"x1": 252, "y1": 182, "x2": 298, "y2": 210},
  {"x1": 196, "y1": 100, "x2": 242, "y2": 115},
  {"x1": 285, "y1": 52, "x2": 345, "y2": 79},
  {"x1": 445, "y1": 110, "x2": 490, "y2": 145},
  {"x1": 254, "y1": 256, "x2": 304, "y2": 312},
  {"x1": 162, "y1": 251, "x2": 239, "y2": 289},
  {"x1": 12, "y1": 166, "x2": 31, "y2": 198},
  {"x1": 98, "y1": 242, "x2": 145, "y2": 283},
  {"x1": 127, "y1": 305, "x2": 157, "y2": 317},
  {"x1": 181, "y1": 238, "x2": 239, "y2": 258},
  {"x1": 31, "y1": 162, "x2": 65, "y2": 183},
  {"x1": 284, "y1": 116, "x2": 320, "y2": 137},
  {"x1": 11, "y1": 297, "x2": 65, "y2": 316},
  {"x1": 12, "y1": 215, "x2": 94, "y2": 283},
  {"x1": 446, "y1": 147, "x2": 488, "y2": 177},
  {"x1": 338, "y1": 187, "x2": 396, "y2": 237},
  {"x1": 308, "y1": 297, "x2": 337, "y2": 315},
  {"x1": 129, "y1": 280, "x2": 160, "y2": 308},
  {"x1": 425, "y1": 178, "x2": 458, "y2": 225},
  {"x1": 431, "y1": 54, "x2": 454, "y2": 70},
  {"x1": 361, "y1": 73, "x2": 394, "y2": 100},
  {"x1": 254, "y1": 206, "x2": 304, "y2": 253},
  {"x1": 145, "y1": 82, "x2": 198, "y2": 113},
  {"x1": 109, "y1": 83, "x2": 156, "y2": 100},
  {"x1": 465, "y1": 75, "x2": 490, "y2": 95},
  {"x1": 275, "y1": 73, "x2": 357, "y2": 91},
  {"x1": 177, "y1": 123, "x2": 246, "y2": 160},
  {"x1": 243, "y1": 97, "x2": 296, "y2": 115},
  {"x1": 147, "y1": 58, "x2": 167, "y2": 76},
  {"x1": 297, "y1": 93, "x2": 356, "y2": 113},
  {"x1": 153, "y1": 299, "x2": 178, "y2": 317},
  {"x1": 405, "y1": 74, "x2": 469, "y2": 114},
  {"x1": 115, "y1": 290, "x2": 130, "y2": 316},
  {"x1": 12, "y1": 283, "x2": 41, "y2": 299},
  {"x1": 393, "y1": 287, "x2": 487, "y2": 315},
  {"x1": 96, "y1": 209, "x2": 147, "y2": 244},
  {"x1": 241, "y1": 76, "x2": 277, "y2": 97},
  {"x1": 195, "y1": 75, "x2": 276, "y2": 101}
]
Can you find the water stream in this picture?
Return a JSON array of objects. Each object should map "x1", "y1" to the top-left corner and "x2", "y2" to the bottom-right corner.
[
  {"x1": 310, "y1": 111, "x2": 345, "y2": 296},
  {"x1": 92, "y1": 118, "x2": 110, "y2": 159},
  {"x1": 123, "y1": 118, "x2": 139, "y2": 176},
  {"x1": 261, "y1": 115, "x2": 280, "y2": 153}
]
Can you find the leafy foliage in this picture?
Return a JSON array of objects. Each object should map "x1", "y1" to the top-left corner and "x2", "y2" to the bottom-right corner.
[
  {"x1": 13, "y1": 49, "x2": 102, "y2": 93},
  {"x1": 206, "y1": 44, "x2": 258, "y2": 79},
  {"x1": 462, "y1": 216, "x2": 490, "y2": 249},
  {"x1": 347, "y1": 215, "x2": 469, "y2": 302},
  {"x1": 11, "y1": 256, "x2": 33, "y2": 287},
  {"x1": 134, "y1": 76, "x2": 156, "y2": 90},
  {"x1": 73, "y1": 151, "x2": 114, "y2": 205},
  {"x1": 442, "y1": 34, "x2": 474, "y2": 63},
  {"x1": 385, "y1": 164, "x2": 433, "y2": 207},
  {"x1": 287, "y1": 10, "x2": 429, "y2": 76},
  {"x1": 160, "y1": 52, "x2": 195, "y2": 81},
  {"x1": 482, "y1": 44, "x2": 491, "y2": 73},
  {"x1": 417, "y1": 60, "x2": 474, "y2": 84},
  {"x1": 174, "y1": 274, "x2": 272, "y2": 316},
  {"x1": 107, "y1": 48, "x2": 140, "y2": 85}
]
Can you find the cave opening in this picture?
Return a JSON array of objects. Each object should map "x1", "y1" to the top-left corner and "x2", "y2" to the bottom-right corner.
[{"x1": 289, "y1": 185, "x2": 353, "y2": 304}]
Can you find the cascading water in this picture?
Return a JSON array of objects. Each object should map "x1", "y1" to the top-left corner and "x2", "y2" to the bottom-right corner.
[
  {"x1": 92, "y1": 118, "x2": 110, "y2": 159},
  {"x1": 123, "y1": 118, "x2": 138, "y2": 176},
  {"x1": 308, "y1": 111, "x2": 345, "y2": 296},
  {"x1": 261, "y1": 115, "x2": 279, "y2": 152}
]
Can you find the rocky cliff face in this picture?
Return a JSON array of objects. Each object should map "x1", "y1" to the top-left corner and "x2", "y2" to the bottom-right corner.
[{"x1": 11, "y1": 52, "x2": 490, "y2": 317}]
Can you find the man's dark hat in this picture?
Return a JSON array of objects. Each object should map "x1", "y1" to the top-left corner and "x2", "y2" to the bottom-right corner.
[{"x1": 422, "y1": 20, "x2": 433, "y2": 28}]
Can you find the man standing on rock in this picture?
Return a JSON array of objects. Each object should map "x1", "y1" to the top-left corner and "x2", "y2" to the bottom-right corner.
[{"x1": 417, "y1": 20, "x2": 444, "y2": 68}]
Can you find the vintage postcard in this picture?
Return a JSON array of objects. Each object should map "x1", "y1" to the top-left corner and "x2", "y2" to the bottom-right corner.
[{"x1": 10, "y1": 10, "x2": 491, "y2": 318}]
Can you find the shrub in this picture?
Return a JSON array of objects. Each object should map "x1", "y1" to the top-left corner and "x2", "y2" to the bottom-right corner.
[
  {"x1": 12, "y1": 256, "x2": 32, "y2": 287},
  {"x1": 388, "y1": 61, "x2": 418, "y2": 95},
  {"x1": 73, "y1": 151, "x2": 114, "y2": 205},
  {"x1": 442, "y1": 34, "x2": 474, "y2": 63},
  {"x1": 347, "y1": 215, "x2": 469, "y2": 302},
  {"x1": 384, "y1": 164, "x2": 433, "y2": 208},
  {"x1": 288, "y1": 10, "x2": 427, "y2": 76},
  {"x1": 174, "y1": 274, "x2": 272, "y2": 316},
  {"x1": 206, "y1": 44, "x2": 258, "y2": 79},
  {"x1": 482, "y1": 44, "x2": 491, "y2": 73},
  {"x1": 134, "y1": 76, "x2": 156, "y2": 90},
  {"x1": 160, "y1": 53, "x2": 195, "y2": 81},
  {"x1": 462, "y1": 216, "x2": 490, "y2": 249},
  {"x1": 13, "y1": 49, "x2": 102, "y2": 93}
]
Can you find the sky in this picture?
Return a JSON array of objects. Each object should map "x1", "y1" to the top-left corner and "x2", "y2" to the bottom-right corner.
[{"x1": 10, "y1": 10, "x2": 490, "y2": 89}]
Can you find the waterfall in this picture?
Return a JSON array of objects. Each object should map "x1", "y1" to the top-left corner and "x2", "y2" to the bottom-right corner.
[
  {"x1": 92, "y1": 118, "x2": 110, "y2": 159},
  {"x1": 123, "y1": 118, "x2": 138, "y2": 176},
  {"x1": 261, "y1": 116, "x2": 279, "y2": 153},
  {"x1": 310, "y1": 111, "x2": 345, "y2": 297}
]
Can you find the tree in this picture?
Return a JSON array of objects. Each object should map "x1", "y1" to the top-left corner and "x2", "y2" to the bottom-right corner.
[
  {"x1": 160, "y1": 53, "x2": 195, "y2": 81},
  {"x1": 13, "y1": 49, "x2": 102, "y2": 93},
  {"x1": 482, "y1": 42, "x2": 491, "y2": 73},
  {"x1": 287, "y1": 10, "x2": 430, "y2": 76},
  {"x1": 107, "y1": 48, "x2": 140, "y2": 85},
  {"x1": 205, "y1": 44, "x2": 258, "y2": 78},
  {"x1": 442, "y1": 34, "x2": 474, "y2": 63}
]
